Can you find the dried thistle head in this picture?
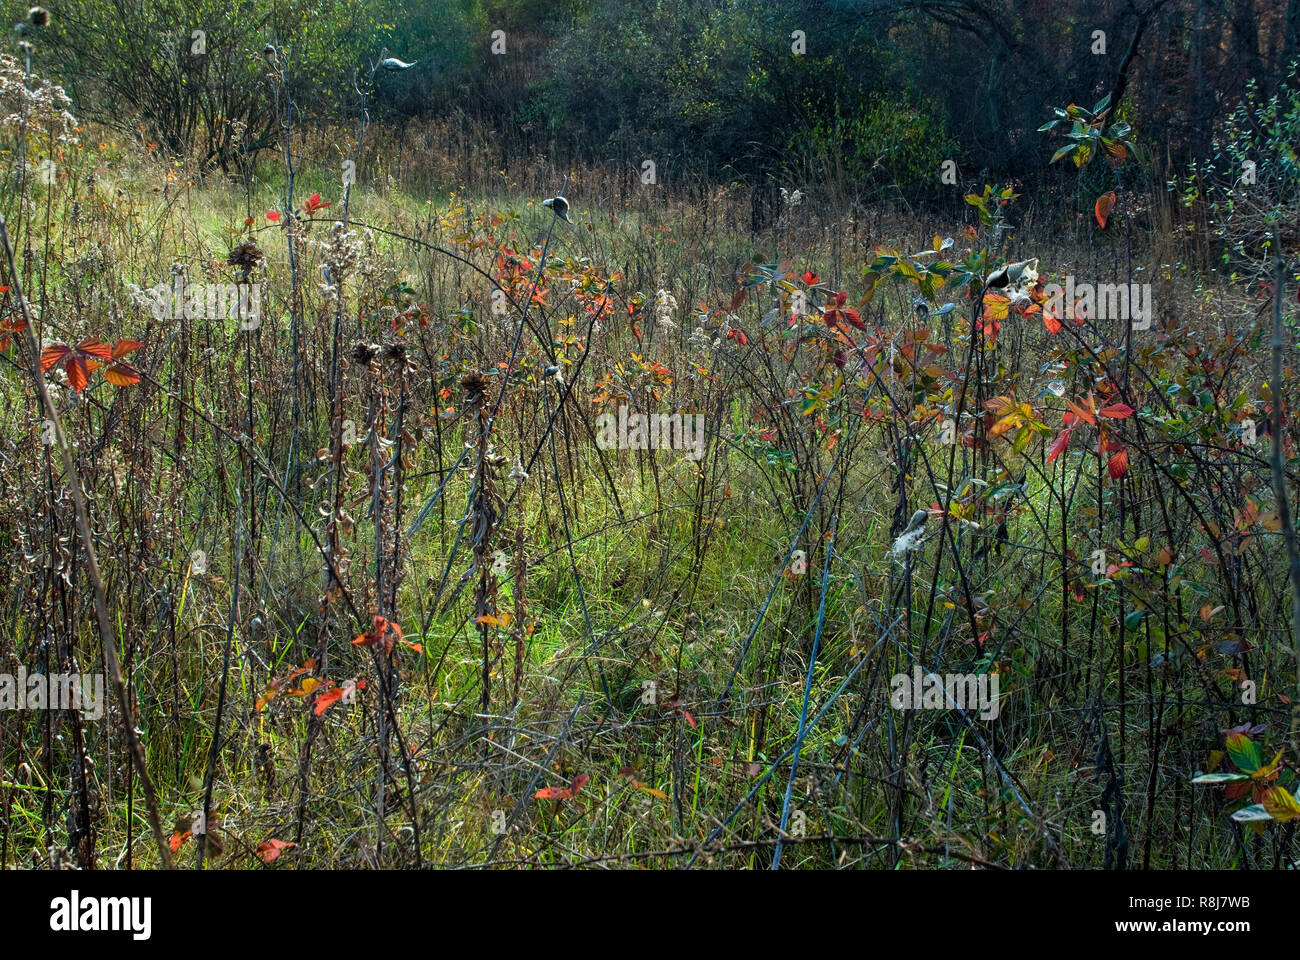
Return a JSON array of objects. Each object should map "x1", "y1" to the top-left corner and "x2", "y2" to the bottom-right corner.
[
  {"x1": 227, "y1": 241, "x2": 264, "y2": 272},
  {"x1": 461, "y1": 371, "x2": 489, "y2": 408},
  {"x1": 350, "y1": 341, "x2": 378, "y2": 365},
  {"x1": 27, "y1": 7, "x2": 49, "y2": 27}
]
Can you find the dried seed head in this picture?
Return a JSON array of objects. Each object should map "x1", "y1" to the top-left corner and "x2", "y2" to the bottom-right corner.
[
  {"x1": 27, "y1": 7, "x2": 49, "y2": 27},
  {"x1": 461, "y1": 371, "x2": 489, "y2": 407},
  {"x1": 227, "y1": 242, "x2": 264, "y2": 271}
]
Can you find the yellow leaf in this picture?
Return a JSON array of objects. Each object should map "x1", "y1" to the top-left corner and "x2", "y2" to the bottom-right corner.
[
  {"x1": 293, "y1": 677, "x2": 320, "y2": 698},
  {"x1": 1263, "y1": 785, "x2": 1300, "y2": 822},
  {"x1": 982, "y1": 294, "x2": 1011, "y2": 321},
  {"x1": 1253, "y1": 748, "x2": 1285, "y2": 780},
  {"x1": 991, "y1": 413, "x2": 1022, "y2": 437}
]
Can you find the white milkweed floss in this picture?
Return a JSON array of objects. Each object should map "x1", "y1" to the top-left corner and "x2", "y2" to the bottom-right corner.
[{"x1": 890, "y1": 509, "x2": 931, "y2": 561}]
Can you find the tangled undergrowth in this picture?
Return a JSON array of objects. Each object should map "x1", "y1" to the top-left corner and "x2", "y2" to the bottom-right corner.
[{"x1": 1, "y1": 52, "x2": 1299, "y2": 871}]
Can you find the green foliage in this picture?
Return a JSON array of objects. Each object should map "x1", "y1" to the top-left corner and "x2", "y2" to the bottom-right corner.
[
  {"x1": 42, "y1": 0, "x2": 391, "y2": 166},
  {"x1": 795, "y1": 92, "x2": 961, "y2": 197},
  {"x1": 539, "y1": 0, "x2": 766, "y2": 166},
  {"x1": 1177, "y1": 62, "x2": 1300, "y2": 271}
]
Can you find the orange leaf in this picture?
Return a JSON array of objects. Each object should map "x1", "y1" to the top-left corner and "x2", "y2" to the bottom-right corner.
[
  {"x1": 104, "y1": 363, "x2": 141, "y2": 387},
  {"x1": 313, "y1": 686, "x2": 344, "y2": 716},
  {"x1": 256, "y1": 839, "x2": 296, "y2": 863},
  {"x1": 534, "y1": 785, "x2": 571, "y2": 800},
  {"x1": 1098, "y1": 403, "x2": 1134, "y2": 419},
  {"x1": 75, "y1": 338, "x2": 112, "y2": 361},
  {"x1": 1107, "y1": 448, "x2": 1129, "y2": 479},
  {"x1": 66, "y1": 356, "x2": 89, "y2": 392},
  {"x1": 40, "y1": 343, "x2": 70, "y2": 372},
  {"x1": 111, "y1": 338, "x2": 144, "y2": 360},
  {"x1": 1064, "y1": 397, "x2": 1096, "y2": 426},
  {"x1": 1095, "y1": 191, "x2": 1117, "y2": 228}
]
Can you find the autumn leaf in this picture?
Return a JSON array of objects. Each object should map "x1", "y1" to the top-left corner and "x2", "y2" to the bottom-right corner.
[
  {"x1": 981, "y1": 293, "x2": 1011, "y2": 321},
  {"x1": 312, "y1": 678, "x2": 364, "y2": 716},
  {"x1": 620, "y1": 768, "x2": 667, "y2": 799},
  {"x1": 88, "y1": 338, "x2": 144, "y2": 387},
  {"x1": 294, "y1": 676, "x2": 321, "y2": 698},
  {"x1": 266, "y1": 210, "x2": 281, "y2": 222},
  {"x1": 1262, "y1": 785, "x2": 1300, "y2": 822},
  {"x1": 353, "y1": 615, "x2": 421, "y2": 654},
  {"x1": 41, "y1": 338, "x2": 112, "y2": 393},
  {"x1": 303, "y1": 193, "x2": 331, "y2": 215},
  {"x1": 535, "y1": 773, "x2": 590, "y2": 801},
  {"x1": 823, "y1": 291, "x2": 864, "y2": 332},
  {"x1": 257, "y1": 659, "x2": 317, "y2": 710},
  {"x1": 1094, "y1": 191, "x2": 1117, "y2": 228},
  {"x1": 1042, "y1": 310, "x2": 1063, "y2": 335},
  {"x1": 256, "y1": 838, "x2": 297, "y2": 863},
  {"x1": 1098, "y1": 402, "x2": 1134, "y2": 419},
  {"x1": 1252, "y1": 748, "x2": 1285, "y2": 781},
  {"x1": 1107, "y1": 447, "x2": 1129, "y2": 479},
  {"x1": 0, "y1": 313, "x2": 26, "y2": 352},
  {"x1": 313, "y1": 685, "x2": 344, "y2": 716},
  {"x1": 1064, "y1": 396, "x2": 1097, "y2": 426},
  {"x1": 1046, "y1": 428, "x2": 1072, "y2": 463},
  {"x1": 1224, "y1": 732, "x2": 1262, "y2": 774}
]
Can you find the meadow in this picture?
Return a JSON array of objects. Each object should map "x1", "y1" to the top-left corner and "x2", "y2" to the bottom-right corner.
[{"x1": 1, "y1": 7, "x2": 1299, "y2": 871}]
